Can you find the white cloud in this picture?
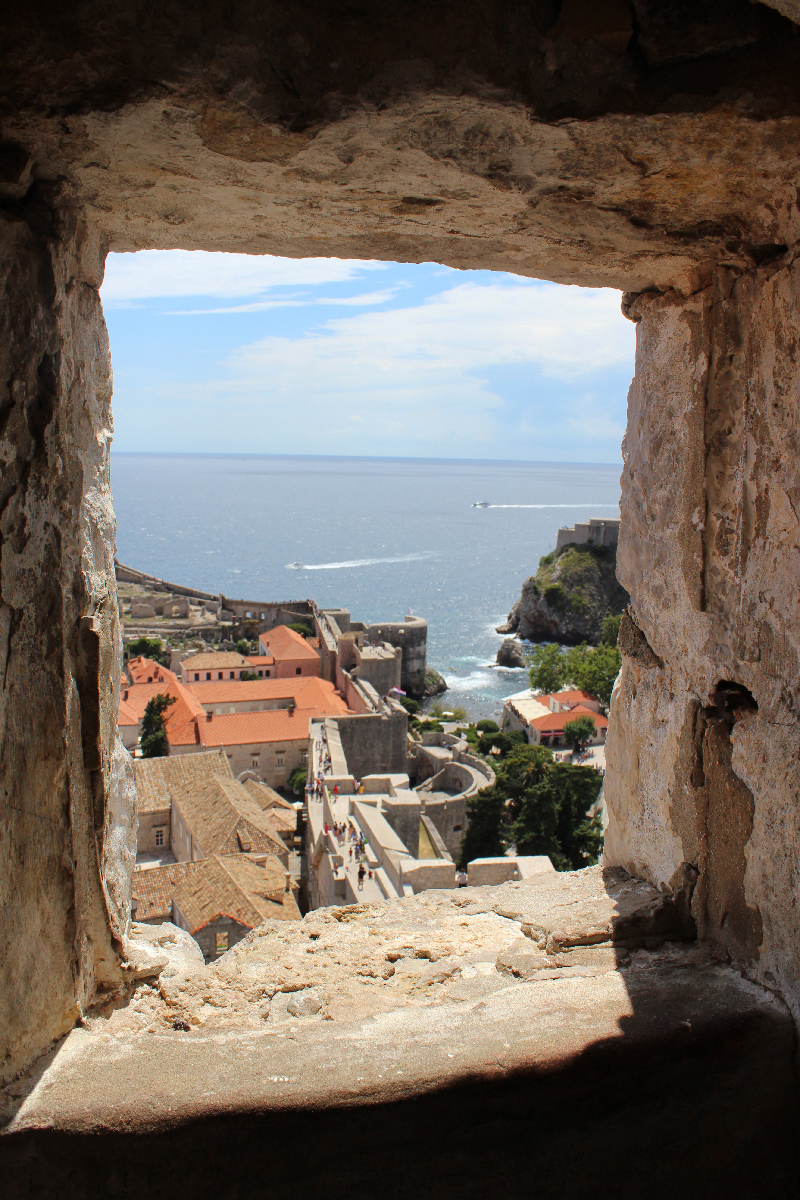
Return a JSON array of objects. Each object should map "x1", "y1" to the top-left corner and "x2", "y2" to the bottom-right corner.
[
  {"x1": 227, "y1": 279, "x2": 632, "y2": 384},
  {"x1": 100, "y1": 249, "x2": 388, "y2": 302},
  {"x1": 166, "y1": 287, "x2": 401, "y2": 315},
  {"x1": 159, "y1": 279, "x2": 632, "y2": 455}
]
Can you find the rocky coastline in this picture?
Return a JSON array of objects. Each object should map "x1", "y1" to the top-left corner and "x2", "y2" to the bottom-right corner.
[{"x1": 497, "y1": 542, "x2": 629, "y2": 651}]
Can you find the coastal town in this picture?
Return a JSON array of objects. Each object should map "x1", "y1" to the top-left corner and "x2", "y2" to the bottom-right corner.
[{"x1": 121, "y1": 520, "x2": 617, "y2": 964}]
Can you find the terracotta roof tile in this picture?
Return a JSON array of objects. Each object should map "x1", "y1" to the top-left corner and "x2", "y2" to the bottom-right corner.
[
  {"x1": 131, "y1": 853, "x2": 299, "y2": 930},
  {"x1": 168, "y1": 770, "x2": 288, "y2": 859},
  {"x1": 242, "y1": 779, "x2": 295, "y2": 811},
  {"x1": 547, "y1": 689, "x2": 600, "y2": 705},
  {"x1": 118, "y1": 697, "x2": 139, "y2": 727},
  {"x1": 258, "y1": 625, "x2": 319, "y2": 663},
  {"x1": 127, "y1": 657, "x2": 178, "y2": 686},
  {"x1": 194, "y1": 705, "x2": 342, "y2": 748},
  {"x1": 530, "y1": 705, "x2": 608, "y2": 732},
  {"x1": 134, "y1": 749, "x2": 230, "y2": 814},
  {"x1": 183, "y1": 651, "x2": 250, "y2": 670},
  {"x1": 122, "y1": 678, "x2": 206, "y2": 747},
  {"x1": 186, "y1": 676, "x2": 345, "y2": 707}
]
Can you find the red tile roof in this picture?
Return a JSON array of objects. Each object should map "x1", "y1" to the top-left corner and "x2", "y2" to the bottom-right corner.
[
  {"x1": 122, "y1": 679, "x2": 207, "y2": 747},
  {"x1": 547, "y1": 689, "x2": 600, "y2": 705},
  {"x1": 193, "y1": 703, "x2": 346, "y2": 748},
  {"x1": 530, "y1": 705, "x2": 608, "y2": 733},
  {"x1": 118, "y1": 697, "x2": 139, "y2": 727},
  {"x1": 186, "y1": 676, "x2": 344, "y2": 707},
  {"x1": 258, "y1": 625, "x2": 319, "y2": 663},
  {"x1": 127, "y1": 656, "x2": 178, "y2": 686}
]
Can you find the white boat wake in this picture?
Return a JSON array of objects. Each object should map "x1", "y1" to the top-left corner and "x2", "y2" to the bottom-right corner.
[{"x1": 286, "y1": 551, "x2": 438, "y2": 571}]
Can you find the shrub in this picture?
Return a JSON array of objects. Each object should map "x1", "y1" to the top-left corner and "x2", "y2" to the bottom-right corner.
[
  {"x1": 601, "y1": 613, "x2": 622, "y2": 646},
  {"x1": 287, "y1": 622, "x2": 313, "y2": 639},
  {"x1": 140, "y1": 693, "x2": 176, "y2": 758},
  {"x1": 543, "y1": 583, "x2": 566, "y2": 610},
  {"x1": 288, "y1": 767, "x2": 308, "y2": 794},
  {"x1": 398, "y1": 696, "x2": 420, "y2": 715},
  {"x1": 418, "y1": 720, "x2": 444, "y2": 733},
  {"x1": 476, "y1": 719, "x2": 499, "y2": 733},
  {"x1": 477, "y1": 731, "x2": 515, "y2": 756}
]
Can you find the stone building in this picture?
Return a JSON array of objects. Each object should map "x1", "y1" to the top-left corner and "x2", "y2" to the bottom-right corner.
[
  {"x1": 131, "y1": 853, "x2": 299, "y2": 961},
  {"x1": 133, "y1": 751, "x2": 290, "y2": 867},
  {"x1": 501, "y1": 688, "x2": 609, "y2": 748},
  {"x1": 555, "y1": 517, "x2": 621, "y2": 554}
]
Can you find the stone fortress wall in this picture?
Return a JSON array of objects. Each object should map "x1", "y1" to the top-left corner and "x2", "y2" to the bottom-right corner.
[{"x1": 555, "y1": 518, "x2": 621, "y2": 555}]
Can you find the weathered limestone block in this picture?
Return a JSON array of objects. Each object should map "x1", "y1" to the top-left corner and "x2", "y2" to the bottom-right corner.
[
  {"x1": 0, "y1": 194, "x2": 134, "y2": 1084},
  {"x1": 606, "y1": 255, "x2": 800, "y2": 1020},
  {"x1": 2, "y1": 875, "x2": 796, "y2": 1198}
]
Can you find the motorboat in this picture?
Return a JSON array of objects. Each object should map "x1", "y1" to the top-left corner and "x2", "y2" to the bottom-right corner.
[{"x1": 471, "y1": 501, "x2": 490, "y2": 507}]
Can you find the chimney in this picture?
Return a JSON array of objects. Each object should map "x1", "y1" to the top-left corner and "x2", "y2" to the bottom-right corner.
[
  {"x1": 284, "y1": 870, "x2": 292, "y2": 893},
  {"x1": 288, "y1": 704, "x2": 296, "y2": 716},
  {"x1": 206, "y1": 711, "x2": 213, "y2": 721}
]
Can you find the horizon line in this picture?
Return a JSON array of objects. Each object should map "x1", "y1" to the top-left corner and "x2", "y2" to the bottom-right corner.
[{"x1": 110, "y1": 450, "x2": 623, "y2": 469}]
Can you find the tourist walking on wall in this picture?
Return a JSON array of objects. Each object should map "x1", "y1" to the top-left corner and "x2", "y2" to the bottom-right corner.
[
  {"x1": 358, "y1": 863, "x2": 366, "y2": 890},
  {"x1": 456, "y1": 868, "x2": 468, "y2": 888}
]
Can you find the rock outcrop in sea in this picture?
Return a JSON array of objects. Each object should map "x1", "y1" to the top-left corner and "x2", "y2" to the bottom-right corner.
[
  {"x1": 497, "y1": 543, "x2": 629, "y2": 647},
  {"x1": 496, "y1": 638, "x2": 527, "y2": 668},
  {"x1": 422, "y1": 668, "x2": 448, "y2": 698}
]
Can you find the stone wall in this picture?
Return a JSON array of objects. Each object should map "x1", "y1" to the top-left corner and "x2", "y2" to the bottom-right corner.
[
  {"x1": 334, "y1": 711, "x2": 409, "y2": 780},
  {"x1": 605, "y1": 256, "x2": 800, "y2": 1021},
  {"x1": 0, "y1": 201, "x2": 136, "y2": 1083}
]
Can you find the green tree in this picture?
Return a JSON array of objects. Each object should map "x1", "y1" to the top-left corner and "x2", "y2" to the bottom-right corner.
[
  {"x1": 458, "y1": 790, "x2": 507, "y2": 866},
  {"x1": 563, "y1": 715, "x2": 597, "y2": 752},
  {"x1": 493, "y1": 744, "x2": 554, "y2": 817},
  {"x1": 288, "y1": 766, "x2": 308, "y2": 794},
  {"x1": 475, "y1": 719, "x2": 499, "y2": 733},
  {"x1": 140, "y1": 693, "x2": 176, "y2": 758},
  {"x1": 398, "y1": 696, "x2": 420, "y2": 715},
  {"x1": 287, "y1": 622, "x2": 313, "y2": 639},
  {"x1": 565, "y1": 642, "x2": 622, "y2": 708},
  {"x1": 601, "y1": 613, "x2": 622, "y2": 646},
  {"x1": 127, "y1": 636, "x2": 171, "y2": 667},
  {"x1": 511, "y1": 764, "x2": 603, "y2": 870},
  {"x1": 528, "y1": 643, "x2": 567, "y2": 695},
  {"x1": 477, "y1": 730, "x2": 527, "y2": 757},
  {"x1": 235, "y1": 638, "x2": 251, "y2": 656},
  {"x1": 240, "y1": 670, "x2": 260, "y2": 681}
]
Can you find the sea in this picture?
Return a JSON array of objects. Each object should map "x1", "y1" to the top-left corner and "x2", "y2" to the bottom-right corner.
[{"x1": 111, "y1": 454, "x2": 621, "y2": 720}]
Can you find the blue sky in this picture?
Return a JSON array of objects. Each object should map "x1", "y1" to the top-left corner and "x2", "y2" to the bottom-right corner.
[{"x1": 101, "y1": 252, "x2": 635, "y2": 462}]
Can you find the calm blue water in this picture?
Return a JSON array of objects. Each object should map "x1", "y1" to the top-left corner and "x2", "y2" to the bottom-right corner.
[{"x1": 111, "y1": 454, "x2": 621, "y2": 718}]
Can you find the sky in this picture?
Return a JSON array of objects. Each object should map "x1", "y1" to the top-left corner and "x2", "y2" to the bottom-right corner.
[{"x1": 101, "y1": 251, "x2": 636, "y2": 463}]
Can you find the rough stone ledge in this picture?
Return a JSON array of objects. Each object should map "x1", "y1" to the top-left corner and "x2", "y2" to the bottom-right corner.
[{"x1": 1, "y1": 869, "x2": 797, "y2": 1197}]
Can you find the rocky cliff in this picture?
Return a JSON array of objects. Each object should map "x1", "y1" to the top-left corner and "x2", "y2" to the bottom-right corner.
[{"x1": 498, "y1": 544, "x2": 629, "y2": 646}]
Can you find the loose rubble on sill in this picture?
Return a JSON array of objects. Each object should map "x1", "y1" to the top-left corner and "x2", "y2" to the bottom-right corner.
[{"x1": 91, "y1": 866, "x2": 701, "y2": 1034}]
